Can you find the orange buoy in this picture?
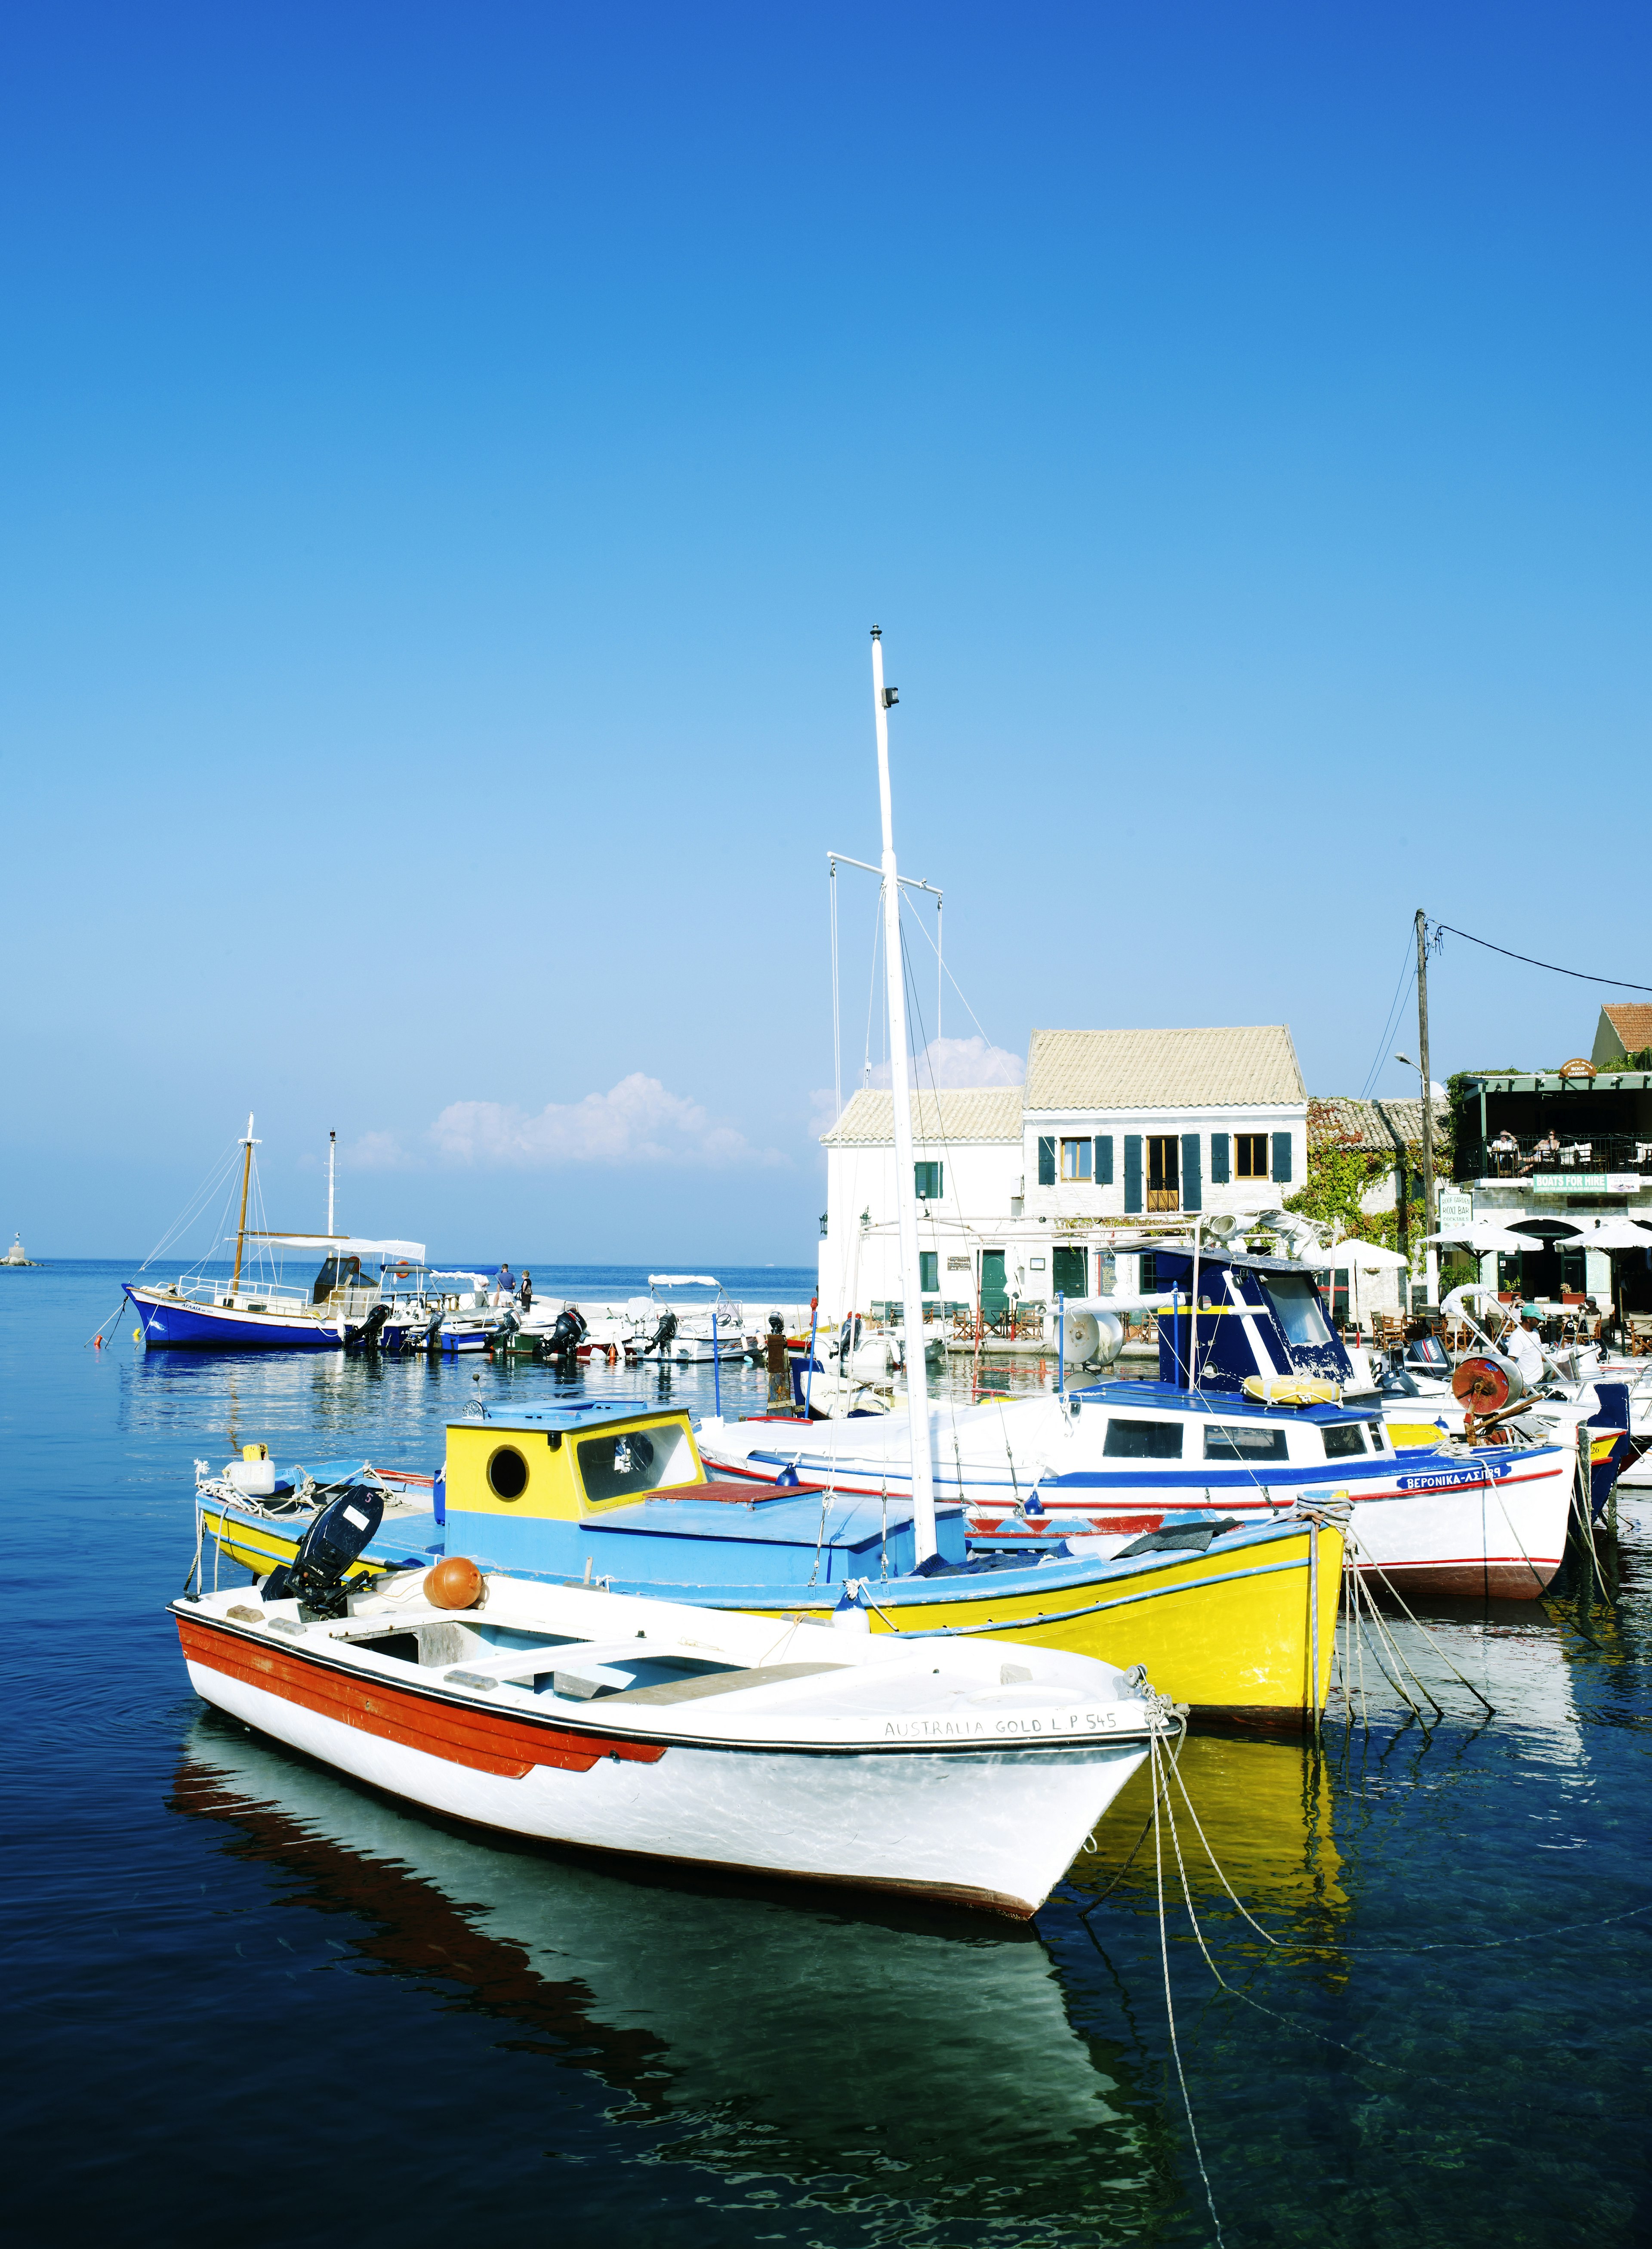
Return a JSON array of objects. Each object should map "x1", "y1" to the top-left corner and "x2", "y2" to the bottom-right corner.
[{"x1": 423, "y1": 1556, "x2": 486, "y2": 1610}]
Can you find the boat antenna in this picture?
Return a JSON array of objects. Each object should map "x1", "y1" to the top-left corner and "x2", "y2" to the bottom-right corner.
[
  {"x1": 327, "y1": 1128, "x2": 336, "y2": 1237},
  {"x1": 871, "y1": 627, "x2": 938, "y2": 1565},
  {"x1": 230, "y1": 1113, "x2": 259, "y2": 1295}
]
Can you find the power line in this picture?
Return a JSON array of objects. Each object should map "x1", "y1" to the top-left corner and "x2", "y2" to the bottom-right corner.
[{"x1": 1436, "y1": 923, "x2": 1652, "y2": 995}]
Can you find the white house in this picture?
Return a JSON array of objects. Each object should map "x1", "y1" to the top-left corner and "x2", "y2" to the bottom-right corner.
[{"x1": 818, "y1": 1024, "x2": 1308, "y2": 1321}]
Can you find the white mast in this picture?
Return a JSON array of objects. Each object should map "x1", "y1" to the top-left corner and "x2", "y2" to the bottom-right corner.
[
  {"x1": 327, "y1": 1129, "x2": 336, "y2": 1237},
  {"x1": 871, "y1": 626, "x2": 938, "y2": 1565}
]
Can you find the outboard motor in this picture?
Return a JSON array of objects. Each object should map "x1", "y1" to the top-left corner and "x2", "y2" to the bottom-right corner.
[
  {"x1": 261, "y1": 1483, "x2": 385, "y2": 1619},
  {"x1": 641, "y1": 1309, "x2": 677, "y2": 1358},
  {"x1": 347, "y1": 1303, "x2": 391, "y2": 1353},
  {"x1": 548, "y1": 1307, "x2": 587, "y2": 1368},
  {"x1": 422, "y1": 1310, "x2": 444, "y2": 1354}
]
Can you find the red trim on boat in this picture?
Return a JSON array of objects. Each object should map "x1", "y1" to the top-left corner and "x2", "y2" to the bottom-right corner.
[{"x1": 176, "y1": 1615, "x2": 667, "y2": 1778}]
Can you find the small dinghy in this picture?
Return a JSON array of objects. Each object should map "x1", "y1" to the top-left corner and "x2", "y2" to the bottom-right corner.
[{"x1": 174, "y1": 1496, "x2": 1171, "y2": 1918}]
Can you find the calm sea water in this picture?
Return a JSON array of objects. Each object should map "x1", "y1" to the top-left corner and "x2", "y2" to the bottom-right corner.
[{"x1": 4, "y1": 1262, "x2": 1649, "y2": 2246}]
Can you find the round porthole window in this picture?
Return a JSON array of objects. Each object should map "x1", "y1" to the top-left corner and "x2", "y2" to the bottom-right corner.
[{"x1": 487, "y1": 1445, "x2": 529, "y2": 1500}]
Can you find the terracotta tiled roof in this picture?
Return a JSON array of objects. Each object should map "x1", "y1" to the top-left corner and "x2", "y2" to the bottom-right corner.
[
  {"x1": 1600, "y1": 1003, "x2": 1652, "y2": 1053},
  {"x1": 1023, "y1": 1026, "x2": 1305, "y2": 1111},
  {"x1": 821, "y1": 1088, "x2": 1025, "y2": 1147},
  {"x1": 1311, "y1": 1097, "x2": 1448, "y2": 1153}
]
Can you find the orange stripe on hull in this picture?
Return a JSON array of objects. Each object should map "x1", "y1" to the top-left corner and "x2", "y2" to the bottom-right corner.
[{"x1": 176, "y1": 1616, "x2": 667, "y2": 1778}]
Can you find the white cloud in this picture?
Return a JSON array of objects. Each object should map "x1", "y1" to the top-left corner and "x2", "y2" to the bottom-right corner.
[
  {"x1": 428, "y1": 1072, "x2": 782, "y2": 1170},
  {"x1": 344, "y1": 1130, "x2": 420, "y2": 1172},
  {"x1": 866, "y1": 1035, "x2": 1024, "y2": 1091}
]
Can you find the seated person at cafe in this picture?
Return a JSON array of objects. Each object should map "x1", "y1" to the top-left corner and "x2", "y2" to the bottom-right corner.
[
  {"x1": 1489, "y1": 1128, "x2": 1519, "y2": 1172},
  {"x1": 1518, "y1": 1129, "x2": 1562, "y2": 1174}
]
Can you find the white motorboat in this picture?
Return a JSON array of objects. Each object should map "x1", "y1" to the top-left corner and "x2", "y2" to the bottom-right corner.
[
  {"x1": 174, "y1": 1558, "x2": 1171, "y2": 1919},
  {"x1": 633, "y1": 1274, "x2": 755, "y2": 1364}
]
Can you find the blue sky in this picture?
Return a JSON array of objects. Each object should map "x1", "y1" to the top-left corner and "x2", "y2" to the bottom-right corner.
[{"x1": 3, "y1": 3, "x2": 1649, "y2": 1259}]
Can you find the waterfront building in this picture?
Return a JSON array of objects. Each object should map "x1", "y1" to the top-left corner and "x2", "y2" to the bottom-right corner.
[
  {"x1": 1451, "y1": 1028, "x2": 1652, "y2": 1310},
  {"x1": 818, "y1": 1024, "x2": 1307, "y2": 1321}
]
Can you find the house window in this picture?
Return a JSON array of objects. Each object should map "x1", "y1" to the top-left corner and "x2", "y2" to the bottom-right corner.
[
  {"x1": 1147, "y1": 1135, "x2": 1180, "y2": 1212},
  {"x1": 919, "y1": 1251, "x2": 938, "y2": 1294},
  {"x1": 1236, "y1": 1134, "x2": 1268, "y2": 1179},
  {"x1": 1060, "y1": 1137, "x2": 1092, "y2": 1181},
  {"x1": 914, "y1": 1161, "x2": 942, "y2": 1200}
]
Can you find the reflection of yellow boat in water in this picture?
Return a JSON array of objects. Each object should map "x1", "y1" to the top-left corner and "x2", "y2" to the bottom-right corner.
[
  {"x1": 171, "y1": 1715, "x2": 1160, "y2": 2203},
  {"x1": 1070, "y1": 1734, "x2": 1346, "y2": 1921},
  {"x1": 195, "y1": 1400, "x2": 1344, "y2": 1726}
]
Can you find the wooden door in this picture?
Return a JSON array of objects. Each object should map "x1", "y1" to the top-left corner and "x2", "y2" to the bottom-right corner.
[{"x1": 1147, "y1": 1135, "x2": 1180, "y2": 1212}]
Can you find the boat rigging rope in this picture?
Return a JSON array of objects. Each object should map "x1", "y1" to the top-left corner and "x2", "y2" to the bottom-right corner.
[{"x1": 1147, "y1": 1725, "x2": 1227, "y2": 2247}]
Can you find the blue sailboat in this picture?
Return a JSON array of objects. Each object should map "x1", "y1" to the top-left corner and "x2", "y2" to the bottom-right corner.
[{"x1": 125, "y1": 1115, "x2": 425, "y2": 1351}]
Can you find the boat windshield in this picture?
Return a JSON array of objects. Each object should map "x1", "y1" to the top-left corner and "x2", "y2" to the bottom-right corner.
[
  {"x1": 312, "y1": 1254, "x2": 377, "y2": 1302},
  {"x1": 1263, "y1": 1273, "x2": 1333, "y2": 1349}
]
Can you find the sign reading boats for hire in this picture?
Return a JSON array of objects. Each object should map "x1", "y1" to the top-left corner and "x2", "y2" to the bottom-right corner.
[{"x1": 1531, "y1": 1173, "x2": 1643, "y2": 1195}]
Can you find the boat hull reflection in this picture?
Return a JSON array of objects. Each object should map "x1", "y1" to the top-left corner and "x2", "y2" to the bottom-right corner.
[{"x1": 171, "y1": 1714, "x2": 1162, "y2": 2206}]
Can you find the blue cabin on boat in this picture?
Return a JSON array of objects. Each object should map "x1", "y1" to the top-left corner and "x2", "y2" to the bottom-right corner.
[{"x1": 432, "y1": 1397, "x2": 968, "y2": 1592}]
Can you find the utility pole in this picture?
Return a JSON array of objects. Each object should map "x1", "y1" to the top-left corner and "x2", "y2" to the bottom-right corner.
[{"x1": 1416, "y1": 909, "x2": 1436, "y2": 1312}]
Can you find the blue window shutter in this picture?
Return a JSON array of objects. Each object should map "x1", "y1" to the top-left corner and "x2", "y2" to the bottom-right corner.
[
  {"x1": 1123, "y1": 1135, "x2": 1143, "y2": 1213},
  {"x1": 1182, "y1": 1132, "x2": 1202, "y2": 1213},
  {"x1": 1210, "y1": 1132, "x2": 1230, "y2": 1185},
  {"x1": 1037, "y1": 1135, "x2": 1056, "y2": 1186},
  {"x1": 1095, "y1": 1134, "x2": 1113, "y2": 1185},
  {"x1": 1272, "y1": 1130, "x2": 1292, "y2": 1184}
]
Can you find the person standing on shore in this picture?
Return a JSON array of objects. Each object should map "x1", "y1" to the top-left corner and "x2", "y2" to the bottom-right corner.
[{"x1": 764, "y1": 1314, "x2": 791, "y2": 1410}]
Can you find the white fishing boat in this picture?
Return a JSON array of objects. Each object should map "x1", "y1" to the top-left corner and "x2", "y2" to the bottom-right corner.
[{"x1": 174, "y1": 1546, "x2": 1171, "y2": 1919}]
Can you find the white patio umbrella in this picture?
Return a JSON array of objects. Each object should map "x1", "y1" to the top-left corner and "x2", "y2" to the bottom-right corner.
[
  {"x1": 1313, "y1": 1236, "x2": 1411, "y2": 1336},
  {"x1": 1569, "y1": 1217, "x2": 1652, "y2": 1251},
  {"x1": 1319, "y1": 1237, "x2": 1410, "y2": 1270},
  {"x1": 1422, "y1": 1222, "x2": 1537, "y2": 1256}
]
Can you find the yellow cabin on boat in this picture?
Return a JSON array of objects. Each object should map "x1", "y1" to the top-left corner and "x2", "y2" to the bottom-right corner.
[{"x1": 444, "y1": 1407, "x2": 705, "y2": 1524}]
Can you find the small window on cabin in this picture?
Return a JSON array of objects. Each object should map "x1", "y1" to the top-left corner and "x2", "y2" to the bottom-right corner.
[
  {"x1": 919, "y1": 1251, "x2": 938, "y2": 1294},
  {"x1": 575, "y1": 1422, "x2": 695, "y2": 1502},
  {"x1": 1322, "y1": 1424, "x2": 1367, "y2": 1459},
  {"x1": 1103, "y1": 1419, "x2": 1185, "y2": 1459},
  {"x1": 1139, "y1": 1252, "x2": 1158, "y2": 1294},
  {"x1": 1235, "y1": 1134, "x2": 1269, "y2": 1179},
  {"x1": 1203, "y1": 1424, "x2": 1289, "y2": 1462},
  {"x1": 1060, "y1": 1138, "x2": 1093, "y2": 1182},
  {"x1": 914, "y1": 1161, "x2": 943, "y2": 1200}
]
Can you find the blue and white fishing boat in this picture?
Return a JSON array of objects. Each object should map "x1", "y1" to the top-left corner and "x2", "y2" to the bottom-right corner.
[
  {"x1": 125, "y1": 1117, "x2": 424, "y2": 1352},
  {"x1": 699, "y1": 1236, "x2": 1615, "y2": 1599}
]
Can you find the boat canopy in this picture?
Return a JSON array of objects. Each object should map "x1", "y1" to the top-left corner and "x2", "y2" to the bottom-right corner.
[
  {"x1": 648, "y1": 1273, "x2": 722, "y2": 1288},
  {"x1": 240, "y1": 1233, "x2": 428, "y2": 1263}
]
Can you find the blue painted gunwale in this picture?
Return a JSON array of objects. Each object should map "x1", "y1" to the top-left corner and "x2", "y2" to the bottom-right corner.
[{"x1": 125, "y1": 1285, "x2": 340, "y2": 1351}]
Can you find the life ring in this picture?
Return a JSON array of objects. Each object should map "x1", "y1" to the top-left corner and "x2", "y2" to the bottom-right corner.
[
  {"x1": 395, "y1": 1262, "x2": 411, "y2": 1278},
  {"x1": 1240, "y1": 1374, "x2": 1341, "y2": 1407}
]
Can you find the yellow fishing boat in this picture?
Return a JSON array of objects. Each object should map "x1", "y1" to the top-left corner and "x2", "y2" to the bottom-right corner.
[{"x1": 194, "y1": 1398, "x2": 1341, "y2": 1727}]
